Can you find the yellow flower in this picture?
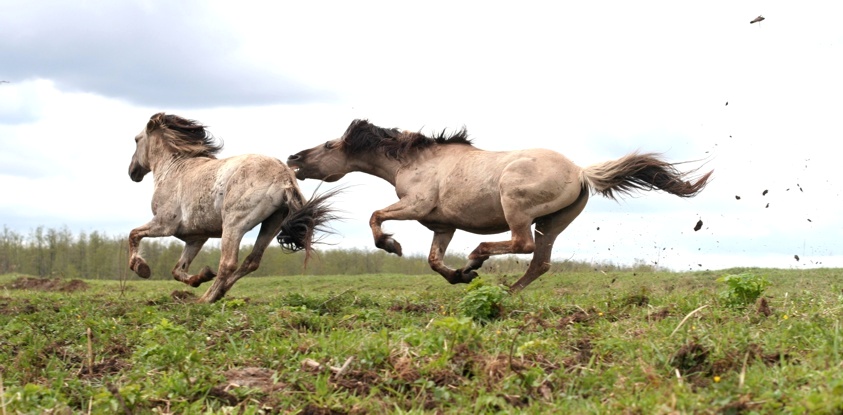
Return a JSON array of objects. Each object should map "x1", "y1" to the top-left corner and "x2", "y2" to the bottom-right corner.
[
  {"x1": 598, "y1": 312, "x2": 604, "y2": 316},
  {"x1": 713, "y1": 376, "x2": 721, "y2": 383},
  {"x1": 783, "y1": 315, "x2": 789, "y2": 320}
]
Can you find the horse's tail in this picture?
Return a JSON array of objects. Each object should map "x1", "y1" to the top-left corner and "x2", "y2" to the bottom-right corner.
[
  {"x1": 276, "y1": 186, "x2": 341, "y2": 265},
  {"x1": 580, "y1": 152, "x2": 712, "y2": 200}
]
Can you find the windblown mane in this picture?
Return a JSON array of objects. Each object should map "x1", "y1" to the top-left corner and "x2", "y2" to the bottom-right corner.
[
  {"x1": 147, "y1": 112, "x2": 223, "y2": 158},
  {"x1": 341, "y1": 119, "x2": 472, "y2": 160}
]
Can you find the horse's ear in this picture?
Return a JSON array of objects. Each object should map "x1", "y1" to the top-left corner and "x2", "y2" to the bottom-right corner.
[{"x1": 147, "y1": 113, "x2": 165, "y2": 131}]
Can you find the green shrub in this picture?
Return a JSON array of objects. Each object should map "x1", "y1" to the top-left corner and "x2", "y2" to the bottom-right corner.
[
  {"x1": 717, "y1": 273, "x2": 770, "y2": 309},
  {"x1": 458, "y1": 278, "x2": 508, "y2": 322}
]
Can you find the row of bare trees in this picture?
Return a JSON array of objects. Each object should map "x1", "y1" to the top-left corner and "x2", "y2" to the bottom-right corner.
[{"x1": 0, "y1": 226, "x2": 654, "y2": 280}]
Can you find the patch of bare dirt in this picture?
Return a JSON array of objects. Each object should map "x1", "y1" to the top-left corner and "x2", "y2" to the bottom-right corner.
[
  {"x1": 562, "y1": 339, "x2": 594, "y2": 370},
  {"x1": 756, "y1": 297, "x2": 772, "y2": 317},
  {"x1": 0, "y1": 297, "x2": 35, "y2": 315},
  {"x1": 711, "y1": 343, "x2": 792, "y2": 375},
  {"x1": 224, "y1": 367, "x2": 284, "y2": 392},
  {"x1": 299, "y1": 403, "x2": 347, "y2": 415},
  {"x1": 3, "y1": 276, "x2": 89, "y2": 292},
  {"x1": 557, "y1": 310, "x2": 595, "y2": 328},
  {"x1": 670, "y1": 341, "x2": 710, "y2": 377},
  {"x1": 622, "y1": 294, "x2": 649, "y2": 307},
  {"x1": 171, "y1": 290, "x2": 196, "y2": 302},
  {"x1": 719, "y1": 394, "x2": 759, "y2": 414},
  {"x1": 388, "y1": 302, "x2": 433, "y2": 313},
  {"x1": 648, "y1": 308, "x2": 671, "y2": 321},
  {"x1": 79, "y1": 357, "x2": 129, "y2": 379}
]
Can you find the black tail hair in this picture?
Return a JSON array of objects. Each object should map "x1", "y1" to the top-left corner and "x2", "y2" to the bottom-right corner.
[{"x1": 276, "y1": 188, "x2": 341, "y2": 263}]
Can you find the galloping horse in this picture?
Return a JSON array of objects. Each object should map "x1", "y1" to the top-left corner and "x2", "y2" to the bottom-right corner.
[
  {"x1": 287, "y1": 119, "x2": 712, "y2": 291},
  {"x1": 128, "y1": 113, "x2": 335, "y2": 302}
]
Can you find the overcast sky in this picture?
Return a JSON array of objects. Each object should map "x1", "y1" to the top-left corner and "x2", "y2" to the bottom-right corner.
[{"x1": 2, "y1": 0, "x2": 841, "y2": 272}]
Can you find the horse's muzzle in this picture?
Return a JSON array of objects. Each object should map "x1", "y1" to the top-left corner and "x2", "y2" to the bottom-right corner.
[{"x1": 129, "y1": 162, "x2": 150, "y2": 182}]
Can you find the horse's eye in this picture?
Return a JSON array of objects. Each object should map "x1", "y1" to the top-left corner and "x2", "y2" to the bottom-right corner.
[{"x1": 324, "y1": 141, "x2": 331, "y2": 149}]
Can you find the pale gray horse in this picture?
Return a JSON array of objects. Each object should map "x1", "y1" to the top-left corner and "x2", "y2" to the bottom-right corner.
[
  {"x1": 128, "y1": 113, "x2": 334, "y2": 302},
  {"x1": 287, "y1": 119, "x2": 712, "y2": 292}
]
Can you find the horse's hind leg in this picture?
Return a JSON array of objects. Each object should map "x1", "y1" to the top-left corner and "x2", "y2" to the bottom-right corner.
[
  {"x1": 510, "y1": 188, "x2": 588, "y2": 292},
  {"x1": 171, "y1": 237, "x2": 216, "y2": 287},
  {"x1": 463, "y1": 211, "x2": 537, "y2": 268},
  {"x1": 198, "y1": 229, "x2": 245, "y2": 303},
  {"x1": 427, "y1": 229, "x2": 478, "y2": 284},
  {"x1": 223, "y1": 210, "x2": 287, "y2": 292}
]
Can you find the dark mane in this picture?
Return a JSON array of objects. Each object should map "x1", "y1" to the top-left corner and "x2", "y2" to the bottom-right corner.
[
  {"x1": 341, "y1": 119, "x2": 472, "y2": 160},
  {"x1": 147, "y1": 112, "x2": 223, "y2": 158}
]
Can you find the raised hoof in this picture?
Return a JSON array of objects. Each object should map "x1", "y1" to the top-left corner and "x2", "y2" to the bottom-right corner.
[
  {"x1": 377, "y1": 236, "x2": 403, "y2": 256},
  {"x1": 450, "y1": 268, "x2": 478, "y2": 284},
  {"x1": 186, "y1": 266, "x2": 216, "y2": 288},
  {"x1": 131, "y1": 259, "x2": 151, "y2": 279}
]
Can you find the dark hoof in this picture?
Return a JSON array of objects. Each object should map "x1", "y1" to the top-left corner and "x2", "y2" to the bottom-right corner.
[
  {"x1": 131, "y1": 260, "x2": 151, "y2": 279},
  {"x1": 188, "y1": 266, "x2": 217, "y2": 288},
  {"x1": 377, "y1": 236, "x2": 403, "y2": 256},
  {"x1": 450, "y1": 268, "x2": 478, "y2": 284}
]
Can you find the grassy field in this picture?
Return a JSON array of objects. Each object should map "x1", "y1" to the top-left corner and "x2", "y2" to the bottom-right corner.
[{"x1": 1, "y1": 268, "x2": 842, "y2": 414}]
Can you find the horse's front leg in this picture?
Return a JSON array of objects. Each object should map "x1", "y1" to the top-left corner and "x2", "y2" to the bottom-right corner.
[
  {"x1": 428, "y1": 230, "x2": 478, "y2": 284},
  {"x1": 170, "y1": 237, "x2": 216, "y2": 287},
  {"x1": 369, "y1": 198, "x2": 433, "y2": 256},
  {"x1": 128, "y1": 219, "x2": 175, "y2": 279}
]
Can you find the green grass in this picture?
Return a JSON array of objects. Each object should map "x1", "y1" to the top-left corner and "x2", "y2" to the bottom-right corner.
[{"x1": 1, "y1": 269, "x2": 842, "y2": 414}]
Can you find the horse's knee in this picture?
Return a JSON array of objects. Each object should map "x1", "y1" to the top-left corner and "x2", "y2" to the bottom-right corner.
[
  {"x1": 219, "y1": 260, "x2": 238, "y2": 277},
  {"x1": 513, "y1": 239, "x2": 535, "y2": 254}
]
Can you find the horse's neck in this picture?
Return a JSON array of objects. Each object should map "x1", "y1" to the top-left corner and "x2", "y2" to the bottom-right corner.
[
  {"x1": 150, "y1": 156, "x2": 201, "y2": 186},
  {"x1": 352, "y1": 156, "x2": 402, "y2": 186}
]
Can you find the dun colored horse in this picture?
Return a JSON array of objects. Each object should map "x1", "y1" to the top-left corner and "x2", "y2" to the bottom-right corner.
[
  {"x1": 288, "y1": 119, "x2": 711, "y2": 291},
  {"x1": 128, "y1": 113, "x2": 335, "y2": 302}
]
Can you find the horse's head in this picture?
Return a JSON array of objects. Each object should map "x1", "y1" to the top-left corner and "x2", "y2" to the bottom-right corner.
[
  {"x1": 128, "y1": 116, "x2": 156, "y2": 182},
  {"x1": 287, "y1": 119, "x2": 382, "y2": 182},
  {"x1": 287, "y1": 138, "x2": 351, "y2": 182},
  {"x1": 129, "y1": 113, "x2": 222, "y2": 182}
]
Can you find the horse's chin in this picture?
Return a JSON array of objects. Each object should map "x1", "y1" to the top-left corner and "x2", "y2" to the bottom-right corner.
[{"x1": 322, "y1": 173, "x2": 345, "y2": 182}]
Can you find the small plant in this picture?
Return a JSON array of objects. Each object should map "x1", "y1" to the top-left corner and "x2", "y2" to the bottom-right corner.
[
  {"x1": 717, "y1": 273, "x2": 770, "y2": 309},
  {"x1": 458, "y1": 278, "x2": 508, "y2": 322}
]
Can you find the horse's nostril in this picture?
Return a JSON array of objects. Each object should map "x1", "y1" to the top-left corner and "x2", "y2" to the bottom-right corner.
[{"x1": 288, "y1": 154, "x2": 301, "y2": 161}]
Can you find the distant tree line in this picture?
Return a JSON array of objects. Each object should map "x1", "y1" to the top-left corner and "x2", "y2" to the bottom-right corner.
[{"x1": 0, "y1": 226, "x2": 655, "y2": 280}]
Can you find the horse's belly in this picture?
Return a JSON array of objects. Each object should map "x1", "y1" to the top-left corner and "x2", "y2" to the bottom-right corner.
[{"x1": 420, "y1": 206, "x2": 510, "y2": 235}]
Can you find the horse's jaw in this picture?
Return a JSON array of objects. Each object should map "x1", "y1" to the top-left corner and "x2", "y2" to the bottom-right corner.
[{"x1": 287, "y1": 159, "x2": 346, "y2": 182}]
